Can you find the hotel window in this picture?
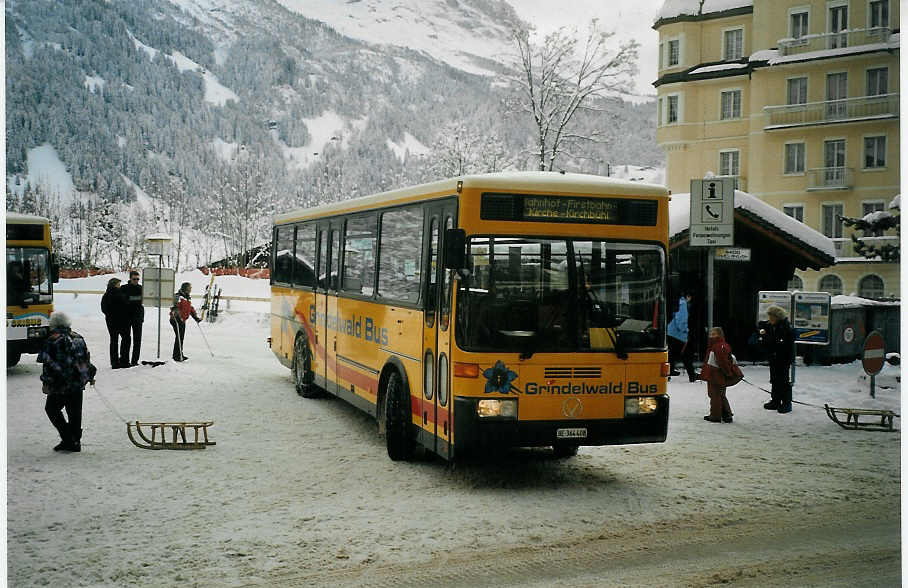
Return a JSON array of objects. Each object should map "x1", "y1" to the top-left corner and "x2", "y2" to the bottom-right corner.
[
  {"x1": 720, "y1": 90, "x2": 741, "y2": 120},
  {"x1": 667, "y1": 39, "x2": 680, "y2": 67},
  {"x1": 667, "y1": 95, "x2": 679, "y2": 124},
  {"x1": 858, "y1": 275, "x2": 884, "y2": 299},
  {"x1": 866, "y1": 67, "x2": 888, "y2": 95},
  {"x1": 822, "y1": 203, "x2": 844, "y2": 239},
  {"x1": 784, "y1": 143, "x2": 805, "y2": 174},
  {"x1": 723, "y1": 28, "x2": 743, "y2": 60},
  {"x1": 828, "y1": 3, "x2": 848, "y2": 49},
  {"x1": 783, "y1": 204, "x2": 804, "y2": 222},
  {"x1": 719, "y1": 150, "x2": 739, "y2": 177},
  {"x1": 787, "y1": 77, "x2": 808, "y2": 105},
  {"x1": 862, "y1": 201, "x2": 885, "y2": 236},
  {"x1": 863, "y1": 136, "x2": 886, "y2": 169},
  {"x1": 869, "y1": 1, "x2": 889, "y2": 29},
  {"x1": 788, "y1": 275, "x2": 804, "y2": 291},
  {"x1": 819, "y1": 275, "x2": 843, "y2": 296},
  {"x1": 790, "y1": 11, "x2": 809, "y2": 40}
]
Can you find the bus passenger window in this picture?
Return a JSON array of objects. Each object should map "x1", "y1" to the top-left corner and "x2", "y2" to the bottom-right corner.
[
  {"x1": 293, "y1": 223, "x2": 317, "y2": 288},
  {"x1": 377, "y1": 207, "x2": 423, "y2": 303},
  {"x1": 343, "y1": 215, "x2": 377, "y2": 296},
  {"x1": 272, "y1": 226, "x2": 294, "y2": 284}
]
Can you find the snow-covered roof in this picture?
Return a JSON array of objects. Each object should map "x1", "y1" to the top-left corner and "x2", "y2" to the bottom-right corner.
[
  {"x1": 276, "y1": 172, "x2": 669, "y2": 224},
  {"x1": 831, "y1": 294, "x2": 900, "y2": 309},
  {"x1": 687, "y1": 62, "x2": 749, "y2": 76},
  {"x1": 656, "y1": 0, "x2": 752, "y2": 22},
  {"x1": 751, "y1": 33, "x2": 899, "y2": 66},
  {"x1": 6, "y1": 212, "x2": 50, "y2": 224},
  {"x1": 669, "y1": 190, "x2": 836, "y2": 262}
]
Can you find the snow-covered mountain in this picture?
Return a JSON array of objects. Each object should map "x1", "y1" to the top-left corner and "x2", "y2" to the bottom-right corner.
[{"x1": 5, "y1": 0, "x2": 662, "y2": 271}]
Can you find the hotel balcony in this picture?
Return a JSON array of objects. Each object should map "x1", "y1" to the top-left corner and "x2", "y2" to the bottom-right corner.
[
  {"x1": 806, "y1": 167, "x2": 853, "y2": 191},
  {"x1": 777, "y1": 27, "x2": 892, "y2": 56},
  {"x1": 763, "y1": 93, "x2": 899, "y2": 129}
]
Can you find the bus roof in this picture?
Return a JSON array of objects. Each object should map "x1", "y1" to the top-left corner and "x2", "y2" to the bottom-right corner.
[
  {"x1": 6, "y1": 212, "x2": 51, "y2": 224},
  {"x1": 274, "y1": 171, "x2": 669, "y2": 225}
]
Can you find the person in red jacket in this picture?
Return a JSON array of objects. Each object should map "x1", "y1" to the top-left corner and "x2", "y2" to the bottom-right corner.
[
  {"x1": 169, "y1": 282, "x2": 201, "y2": 362},
  {"x1": 699, "y1": 326, "x2": 734, "y2": 423}
]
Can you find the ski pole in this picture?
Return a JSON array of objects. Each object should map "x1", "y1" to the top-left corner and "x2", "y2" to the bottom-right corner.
[{"x1": 195, "y1": 320, "x2": 215, "y2": 357}]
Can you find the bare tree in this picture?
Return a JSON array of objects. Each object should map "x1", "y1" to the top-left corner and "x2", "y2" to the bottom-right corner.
[{"x1": 508, "y1": 20, "x2": 639, "y2": 171}]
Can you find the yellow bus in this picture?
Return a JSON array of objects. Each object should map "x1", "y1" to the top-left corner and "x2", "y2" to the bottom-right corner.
[
  {"x1": 270, "y1": 172, "x2": 670, "y2": 460},
  {"x1": 6, "y1": 213, "x2": 60, "y2": 367}
]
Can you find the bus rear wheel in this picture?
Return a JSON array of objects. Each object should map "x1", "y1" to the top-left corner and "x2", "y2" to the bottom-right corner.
[
  {"x1": 7, "y1": 349, "x2": 21, "y2": 368},
  {"x1": 385, "y1": 371, "x2": 413, "y2": 461},
  {"x1": 292, "y1": 336, "x2": 317, "y2": 398}
]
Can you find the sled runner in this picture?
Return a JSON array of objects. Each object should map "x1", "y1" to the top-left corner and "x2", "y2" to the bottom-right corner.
[
  {"x1": 824, "y1": 404, "x2": 897, "y2": 432},
  {"x1": 127, "y1": 420, "x2": 216, "y2": 449}
]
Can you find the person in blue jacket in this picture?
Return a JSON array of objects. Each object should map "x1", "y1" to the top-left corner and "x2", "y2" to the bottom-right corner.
[{"x1": 667, "y1": 291, "x2": 697, "y2": 382}]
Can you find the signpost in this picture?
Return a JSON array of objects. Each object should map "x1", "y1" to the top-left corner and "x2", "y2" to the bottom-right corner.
[
  {"x1": 862, "y1": 331, "x2": 885, "y2": 398},
  {"x1": 690, "y1": 177, "x2": 736, "y2": 328},
  {"x1": 145, "y1": 234, "x2": 172, "y2": 359}
]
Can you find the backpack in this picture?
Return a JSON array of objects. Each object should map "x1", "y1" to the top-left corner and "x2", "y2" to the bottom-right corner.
[{"x1": 724, "y1": 354, "x2": 744, "y2": 387}]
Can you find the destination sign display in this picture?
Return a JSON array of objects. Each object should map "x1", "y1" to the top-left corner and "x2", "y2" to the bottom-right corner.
[{"x1": 480, "y1": 193, "x2": 658, "y2": 226}]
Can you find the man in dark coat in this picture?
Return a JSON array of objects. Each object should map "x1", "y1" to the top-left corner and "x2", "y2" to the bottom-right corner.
[
  {"x1": 38, "y1": 312, "x2": 96, "y2": 452},
  {"x1": 101, "y1": 277, "x2": 129, "y2": 368},
  {"x1": 119, "y1": 270, "x2": 144, "y2": 366},
  {"x1": 757, "y1": 305, "x2": 795, "y2": 413}
]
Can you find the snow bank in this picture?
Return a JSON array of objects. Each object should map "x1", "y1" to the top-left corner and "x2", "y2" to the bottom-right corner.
[{"x1": 5, "y1": 274, "x2": 900, "y2": 585}]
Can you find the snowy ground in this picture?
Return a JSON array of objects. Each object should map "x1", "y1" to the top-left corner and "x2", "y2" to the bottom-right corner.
[{"x1": 5, "y1": 275, "x2": 902, "y2": 586}]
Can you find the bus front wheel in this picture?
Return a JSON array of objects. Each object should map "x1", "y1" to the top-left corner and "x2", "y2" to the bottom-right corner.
[
  {"x1": 7, "y1": 348, "x2": 21, "y2": 368},
  {"x1": 292, "y1": 336, "x2": 317, "y2": 398},
  {"x1": 552, "y1": 443, "x2": 580, "y2": 458},
  {"x1": 385, "y1": 371, "x2": 413, "y2": 461}
]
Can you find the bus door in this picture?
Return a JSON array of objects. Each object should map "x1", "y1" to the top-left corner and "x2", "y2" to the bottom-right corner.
[
  {"x1": 422, "y1": 202, "x2": 457, "y2": 456},
  {"x1": 325, "y1": 222, "x2": 342, "y2": 395},
  {"x1": 312, "y1": 225, "x2": 329, "y2": 389}
]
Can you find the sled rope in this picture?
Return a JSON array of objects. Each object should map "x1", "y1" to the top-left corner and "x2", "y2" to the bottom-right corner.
[
  {"x1": 91, "y1": 383, "x2": 128, "y2": 424},
  {"x1": 740, "y1": 378, "x2": 899, "y2": 432}
]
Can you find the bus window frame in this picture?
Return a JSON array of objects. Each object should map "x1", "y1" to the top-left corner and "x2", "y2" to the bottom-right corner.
[{"x1": 340, "y1": 213, "x2": 378, "y2": 299}]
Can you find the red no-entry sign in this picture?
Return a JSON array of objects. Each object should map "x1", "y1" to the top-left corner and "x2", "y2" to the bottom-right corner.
[{"x1": 862, "y1": 331, "x2": 885, "y2": 376}]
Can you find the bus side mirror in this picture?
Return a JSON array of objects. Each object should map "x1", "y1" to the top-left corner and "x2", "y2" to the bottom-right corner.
[{"x1": 443, "y1": 228, "x2": 467, "y2": 270}]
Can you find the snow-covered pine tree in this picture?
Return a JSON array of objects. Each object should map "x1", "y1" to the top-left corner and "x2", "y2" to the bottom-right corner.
[{"x1": 839, "y1": 195, "x2": 900, "y2": 262}]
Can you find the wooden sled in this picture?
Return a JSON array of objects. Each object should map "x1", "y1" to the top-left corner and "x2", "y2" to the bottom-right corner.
[
  {"x1": 127, "y1": 421, "x2": 216, "y2": 450},
  {"x1": 824, "y1": 404, "x2": 897, "y2": 432}
]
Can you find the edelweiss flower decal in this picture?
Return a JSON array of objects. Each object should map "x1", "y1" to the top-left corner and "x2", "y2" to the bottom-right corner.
[{"x1": 483, "y1": 360, "x2": 518, "y2": 394}]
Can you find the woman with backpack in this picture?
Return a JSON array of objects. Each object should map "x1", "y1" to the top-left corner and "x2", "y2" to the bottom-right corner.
[
  {"x1": 170, "y1": 282, "x2": 201, "y2": 362},
  {"x1": 699, "y1": 326, "x2": 738, "y2": 423}
]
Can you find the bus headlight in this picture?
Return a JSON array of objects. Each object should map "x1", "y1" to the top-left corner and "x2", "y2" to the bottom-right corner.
[
  {"x1": 477, "y1": 399, "x2": 517, "y2": 419},
  {"x1": 625, "y1": 396, "x2": 659, "y2": 416}
]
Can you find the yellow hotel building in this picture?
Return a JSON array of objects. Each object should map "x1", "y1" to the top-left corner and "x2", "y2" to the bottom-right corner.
[{"x1": 654, "y1": 0, "x2": 900, "y2": 298}]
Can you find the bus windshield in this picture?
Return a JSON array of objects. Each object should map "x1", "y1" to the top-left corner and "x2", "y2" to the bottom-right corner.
[
  {"x1": 6, "y1": 247, "x2": 52, "y2": 306},
  {"x1": 456, "y1": 237, "x2": 665, "y2": 356}
]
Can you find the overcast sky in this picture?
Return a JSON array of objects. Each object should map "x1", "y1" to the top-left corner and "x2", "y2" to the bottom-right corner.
[{"x1": 514, "y1": 0, "x2": 665, "y2": 97}]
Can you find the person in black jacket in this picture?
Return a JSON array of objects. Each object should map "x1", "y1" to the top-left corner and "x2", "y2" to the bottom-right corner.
[
  {"x1": 757, "y1": 305, "x2": 795, "y2": 413},
  {"x1": 119, "y1": 270, "x2": 144, "y2": 366},
  {"x1": 101, "y1": 277, "x2": 129, "y2": 368}
]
